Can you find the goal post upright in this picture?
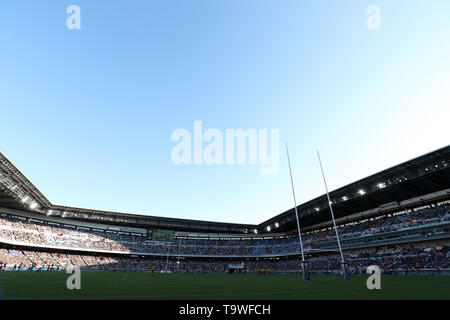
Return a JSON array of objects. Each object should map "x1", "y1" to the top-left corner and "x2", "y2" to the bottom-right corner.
[
  {"x1": 285, "y1": 141, "x2": 310, "y2": 281},
  {"x1": 316, "y1": 149, "x2": 350, "y2": 280}
]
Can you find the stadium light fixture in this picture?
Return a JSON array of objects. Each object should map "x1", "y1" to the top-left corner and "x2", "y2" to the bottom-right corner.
[
  {"x1": 342, "y1": 196, "x2": 348, "y2": 201},
  {"x1": 29, "y1": 202, "x2": 38, "y2": 210},
  {"x1": 315, "y1": 208, "x2": 320, "y2": 212},
  {"x1": 21, "y1": 196, "x2": 29, "y2": 203},
  {"x1": 266, "y1": 226, "x2": 271, "y2": 232},
  {"x1": 47, "y1": 210, "x2": 52, "y2": 216},
  {"x1": 275, "y1": 222, "x2": 279, "y2": 228},
  {"x1": 253, "y1": 229, "x2": 258, "y2": 234},
  {"x1": 358, "y1": 189, "x2": 366, "y2": 195},
  {"x1": 377, "y1": 182, "x2": 386, "y2": 189}
]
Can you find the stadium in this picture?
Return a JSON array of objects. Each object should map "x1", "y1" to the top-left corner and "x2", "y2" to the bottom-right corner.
[{"x1": 0, "y1": 146, "x2": 449, "y2": 300}]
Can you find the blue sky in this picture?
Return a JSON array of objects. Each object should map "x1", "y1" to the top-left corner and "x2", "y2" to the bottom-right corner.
[{"x1": 1, "y1": 1, "x2": 449, "y2": 224}]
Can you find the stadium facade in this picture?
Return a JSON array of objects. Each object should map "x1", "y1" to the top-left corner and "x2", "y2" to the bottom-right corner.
[{"x1": 0, "y1": 146, "x2": 449, "y2": 274}]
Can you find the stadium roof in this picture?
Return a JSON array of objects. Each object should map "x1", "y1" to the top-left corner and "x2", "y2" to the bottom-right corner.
[
  {"x1": 260, "y1": 145, "x2": 450, "y2": 233},
  {"x1": 0, "y1": 145, "x2": 449, "y2": 234},
  {"x1": 0, "y1": 152, "x2": 255, "y2": 234}
]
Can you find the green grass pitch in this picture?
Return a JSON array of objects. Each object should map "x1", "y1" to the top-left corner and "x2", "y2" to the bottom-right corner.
[{"x1": 0, "y1": 272, "x2": 449, "y2": 300}]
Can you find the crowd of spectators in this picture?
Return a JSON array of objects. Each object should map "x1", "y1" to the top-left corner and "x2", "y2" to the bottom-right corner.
[
  {"x1": 0, "y1": 202, "x2": 448, "y2": 258},
  {"x1": 1, "y1": 245, "x2": 448, "y2": 273},
  {"x1": 308, "y1": 202, "x2": 450, "y2": 244}
]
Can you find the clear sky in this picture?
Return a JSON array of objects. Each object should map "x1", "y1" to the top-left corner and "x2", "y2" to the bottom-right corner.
[{"x1": 1, "y1": 1, "x2": 449, "y2": 224}]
